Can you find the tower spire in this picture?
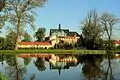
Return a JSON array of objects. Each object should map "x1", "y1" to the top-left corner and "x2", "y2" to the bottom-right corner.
[{"x1": 58, "y1": 24, "x2": 61, "y2": 30}]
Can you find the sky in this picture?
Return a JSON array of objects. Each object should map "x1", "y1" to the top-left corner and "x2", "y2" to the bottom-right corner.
[
  {"x1": 33, "y1": 0, "x2": 120, "y2": 39},
  {"x1": 1, "y1": 0, "x2": 120, "y2": 39}
]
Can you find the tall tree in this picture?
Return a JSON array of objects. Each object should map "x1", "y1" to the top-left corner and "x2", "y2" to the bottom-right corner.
[
  {"x1": 100, "y1": 12, "x2": 119, "y2": 50},
  {"x1": 35, "y1": 27, "x2": 46, "y2": 41},
  {"x1": 1, "y1": 0, "x2": 47, "y2": 50},
  {"x1": 81, "y1": 10, "x2": 103, "y2": 49}
]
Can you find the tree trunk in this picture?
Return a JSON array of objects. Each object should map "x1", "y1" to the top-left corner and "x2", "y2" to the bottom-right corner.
[
  {"x1": 15, "y1": 56, "x2": 20, "y2": 80},
  {"x1": 15, "y1": 18, "x2": 20, "y2": 50},
  {"x1": 105, "y1": 55, "x2": 113, "y2": 80},
  {"x1": 108, "y1": 36, "x2": 111, "y2": 50}
]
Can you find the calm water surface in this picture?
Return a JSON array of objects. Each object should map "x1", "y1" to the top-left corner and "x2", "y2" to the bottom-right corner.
[{"x1": 0, "y1": 53, "x2": 120, "y2": 80}]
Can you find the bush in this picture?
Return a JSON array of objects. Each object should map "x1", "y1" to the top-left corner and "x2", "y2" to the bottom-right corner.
[
  {"x1": 18, "y1": 47, "x2": 46, "y2": 50},
  {"x1": 0, "y1": 73, "x2": 7, "y2": 80},
  {"x1": 115, "y1": 46, "x2": 120, "y2": 50},
  {"x1": 54, "y1": 42, "x2": 74, "y2": 50}
]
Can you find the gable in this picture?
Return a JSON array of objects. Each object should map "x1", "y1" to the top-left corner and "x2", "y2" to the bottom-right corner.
[{"x1": 51, "y1": 30, "x2": 67, "y2": 37}]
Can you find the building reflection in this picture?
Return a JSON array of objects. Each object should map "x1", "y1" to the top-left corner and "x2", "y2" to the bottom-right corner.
[
  {"x1": 49, "y1": 54, "x2": 79, "y2": 76},
  {"x1": 48, "y1": 54, "x2": 79, "y2": 76},
  {"x1": 18, "y1": 53, "x2": 79, "y2": 75}
]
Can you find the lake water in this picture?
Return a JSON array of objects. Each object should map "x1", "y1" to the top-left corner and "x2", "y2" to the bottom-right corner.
[{"x1": 0, "y1": 53, "x2": 120, "y2": 80}]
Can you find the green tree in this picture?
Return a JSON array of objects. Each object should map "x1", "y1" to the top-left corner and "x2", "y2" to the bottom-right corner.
[
  {"x1": 100, "y1": 12, "x2": 119, "y2": 50},
  {"x1": 75, "y1": 36, "x2": 82, "y2": 48},
  {"x1": 0, "y1": 73, "x2": 7, "y2": 80},
  {"x1": 81, "y1": 10, "x2": 103, "y2": 49},
  {"x1": 4, "y1": 31, "x2": 16, "y2": 50},
  {"x1": 22, "y1": 31, "x2": 31, "y2": 42},
  {"x1": 0, "y1": 37, "x2": 5, "y2": 49},
  {"x1": 35, "y1": 27, "x2": 46, "y2": 41},
  {"x1": 1, "y1": 0, "x2": 47, "y2": 50}
]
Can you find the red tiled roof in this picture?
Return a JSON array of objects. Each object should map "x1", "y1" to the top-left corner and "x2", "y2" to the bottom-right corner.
[
  {"x1": 18, "y1": 42, "x2": 51, "y2": 45},
  {"x1": 58, "y1": 36, "x2": 75, "y2": 39},
  {"x1": 114, "y1": 40, "x2": 120, "y2": 44}
]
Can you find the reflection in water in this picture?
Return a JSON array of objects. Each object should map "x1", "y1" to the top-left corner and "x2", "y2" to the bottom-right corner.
[
  {"x1": 80, "y1": 55, "x2": 104, "y2": 80},
  {"x1": 5, "y1": 55, "x2": 27, "y2": 80},
  {"x1": 0, "y1": 53, "x2": 119, "y2": 80},
  {"x1": 29, "y1": 74, "x2": 36, "y2": 80},
  {"x1": 34, "y1": 58, "x2": 46, "y2": 71},
  {"x1": 104, "y1": 54, "x2": 114, "y2": 80},
  {"x1": 49, "y1": 54, "x2": 79, "y2": 76},
  {"x1": 23, "y1": 58, "x2": 31, "y2": 66},
  {"x1": 5, "y1": 54, "x2": 16, "y2": 66},
  {"x1": 0, "y1": 54, "x2": 4, "y2": 66}
]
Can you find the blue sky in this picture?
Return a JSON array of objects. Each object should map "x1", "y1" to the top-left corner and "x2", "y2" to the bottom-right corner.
[
  {"x1": 31, "y1": 0, "x2": 120, "y2": 39},
  {"x1": 1, "y1": 0, "x2": 120, "y2": 39}
]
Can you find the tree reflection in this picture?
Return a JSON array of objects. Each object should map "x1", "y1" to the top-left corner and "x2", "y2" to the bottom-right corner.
[
  {"x1": 5, "y1": 54, "x2": 16, "y2": 66},
  {"x1": 4, "y1": 54, "x2": 27, "y2": 80},
  {"x1": 23, "y1": 58, "x2": 31, "y2": 66},
  {"x1": 0, "y1": 54, "x2": 5, "y2": 66},
  {"x1": 29, "y1": 74, "x2": 36, "y2": 80},
  {"x1": 34, "y1": 58, "x2": 46, "y2": 71},
  {"x1": 81, "y1": 54, "x2": 104, "y2": 80},
  {"x1": 104, "y1": 54, "x2": 114, "y2": 80}
]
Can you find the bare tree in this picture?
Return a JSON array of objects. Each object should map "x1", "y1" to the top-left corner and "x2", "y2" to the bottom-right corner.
[
  {"x1": 81, "y1": 10, "x2": 103, "y2": 49},
  {"x1": 100, "y1": 12, "x2": 119, "y2": 50}
]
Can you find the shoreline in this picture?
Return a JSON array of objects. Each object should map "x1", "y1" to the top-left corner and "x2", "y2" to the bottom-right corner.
[{"x1": 0, "y1": 49, "x2": 107, "y2": 54}]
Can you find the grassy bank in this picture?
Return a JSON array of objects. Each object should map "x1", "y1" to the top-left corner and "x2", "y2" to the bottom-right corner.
[{"x1": 0, "y1": 49, "x2": 107, "y2": 54}]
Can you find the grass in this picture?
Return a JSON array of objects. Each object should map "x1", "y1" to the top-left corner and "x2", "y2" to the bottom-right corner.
[{"x1": 0, "y1": 49, "x2": 107, "y2": 54}]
